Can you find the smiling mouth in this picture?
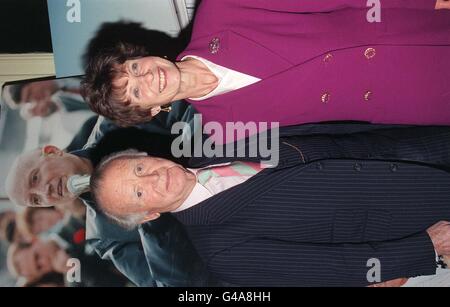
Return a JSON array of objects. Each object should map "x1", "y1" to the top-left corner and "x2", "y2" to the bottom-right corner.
[
  {"x1": 57, "y1": 178, "x2": 63, "y2": 197},
  {"x1": 158, "y1": 67, "x2": 167, "y2": 93}
]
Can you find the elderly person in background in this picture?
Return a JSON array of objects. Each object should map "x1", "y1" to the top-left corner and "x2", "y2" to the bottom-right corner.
[
  {"x1": 82, "y1": 0, "x2": 450, "y2": 144},
  {"x1": 2, "y1": 79, "x2": 89, "y2": 119},
  {"x1": 1, "y1": 78, "x2": 97, "y2": 152},
  {"x1": 4, "y1": 146, "x2": 90, "y2": 219},
  {"x1": 1, "y1": 77, "x2": 99, "y2": 155},
  {"x1": 7, "y1": 237, "x2": 128, "y2": 287}
]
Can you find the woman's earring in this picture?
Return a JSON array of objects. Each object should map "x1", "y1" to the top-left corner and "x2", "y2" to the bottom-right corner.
[
  {"x1": 163, "y1": 55, "x2": 168, "y2": 59},
  {"x1": 160, "y1": 106, "x2": 172, "y2": 113}
]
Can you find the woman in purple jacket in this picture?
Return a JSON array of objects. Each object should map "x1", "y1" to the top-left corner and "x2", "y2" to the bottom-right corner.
[{"x1": 82, "y1": 0, "x2": 450, "y2": 137}]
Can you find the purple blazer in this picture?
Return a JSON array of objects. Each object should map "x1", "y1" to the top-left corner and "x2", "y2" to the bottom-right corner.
[{"x1": 177, "y1": 0, "x2": 450, "y2": 142}]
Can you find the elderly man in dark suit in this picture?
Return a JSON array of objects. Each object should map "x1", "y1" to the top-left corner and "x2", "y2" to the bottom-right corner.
[{"x1": 91, "y1": 125, "x2": 450, "y2": 287}]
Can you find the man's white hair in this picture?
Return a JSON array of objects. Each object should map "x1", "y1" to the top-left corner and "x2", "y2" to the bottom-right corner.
[
  {"x1": 5, "y1": 149, "x2": 43, "y2": 207},
  {"x1": 103, "y1": 210, "x2": 148, "y2": 230},
  {"x1": 97, "y1": 148, "x2": 148, "y2": 168},
  {"x1": 92, "y1": 149, "x2": 150, "y2": 230}
]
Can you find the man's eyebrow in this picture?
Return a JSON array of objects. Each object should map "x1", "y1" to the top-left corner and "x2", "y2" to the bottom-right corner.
[{"x1": 132, "y1": 160, "x2": 141, "y2": 175}]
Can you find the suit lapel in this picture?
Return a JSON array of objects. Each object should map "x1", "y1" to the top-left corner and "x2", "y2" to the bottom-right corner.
[
  {"x1": 176, "y1": 154, "x2": 307, "y2": 226},
  {"x1": 173, "y1": 166, "x2": 279, "y2": 226}
]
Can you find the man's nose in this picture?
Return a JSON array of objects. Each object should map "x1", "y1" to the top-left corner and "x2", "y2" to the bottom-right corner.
[
  {"x1": 40, "y1": 179, "x2": 57, "y2": 201},
  {"x1": 142, "y1": 171, "x2": 160, "y2": 186},
  {"x1": 29, "y1": 182, "x2": 51, "y2": 202}
]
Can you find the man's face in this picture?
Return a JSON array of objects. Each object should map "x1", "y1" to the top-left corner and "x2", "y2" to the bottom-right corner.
[
  {"x1": 113, "y1": 56, "x2": 181, "y2": 109},
  {"x1": 5, "y1": 146, "x2": 89, "y2": 208},
  {"x1": 97, "y1": 156, "x2": 196, "y2": 221},
  {"x1": 14, "y1": 240, "x2": 57, "y2": 280},
  {"x1": 19, "y1": 80, "x2": 60, "y2": 118}
]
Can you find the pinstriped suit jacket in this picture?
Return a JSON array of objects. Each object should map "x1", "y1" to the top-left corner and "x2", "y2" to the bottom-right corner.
[{"x1": 173, "y1": 126, "x2": 450, "y2": 286}]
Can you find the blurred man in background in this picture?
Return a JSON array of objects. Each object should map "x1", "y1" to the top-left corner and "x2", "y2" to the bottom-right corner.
[
  {"x1": 2, "y1": 78, "x2": 89, "y2": 119},
  {"x1": 7, "y1": 236, "x2": 128, "y2": 287},
  {"x1": 1, "y1": 78, "x2": 98, "y2": 152}
]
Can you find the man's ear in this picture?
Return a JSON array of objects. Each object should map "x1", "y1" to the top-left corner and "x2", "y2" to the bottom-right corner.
[
  {"x1": 141, "y1": 212, "x2": 161, "y2": 223},
  {"x1": 42, "y1": 145, "x2": 63, "y2": 157},
  {"x1": 150, "y1": 107, "x2": 161, "y2": 117}
]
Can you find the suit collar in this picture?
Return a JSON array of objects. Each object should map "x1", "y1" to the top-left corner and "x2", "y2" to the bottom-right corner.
[
  {"x1": 172, "y1": 182, "x2": 213, "y2": 213},
  {"x1": 173, "y1": 162, "x2": 307, "y2": 226},
  {"x1": 176, "y1": 157, "x2": 306, "y2": 226}
]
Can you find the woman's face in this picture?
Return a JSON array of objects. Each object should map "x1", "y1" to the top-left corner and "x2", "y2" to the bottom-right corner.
[{"x1": 114, "y1": 56, "x2": 181, "y2": 109}]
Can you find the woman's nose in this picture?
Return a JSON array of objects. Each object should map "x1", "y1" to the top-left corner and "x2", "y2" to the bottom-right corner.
[{"x1": 140, "y1": 71, "x2": 154, "y2": 86}]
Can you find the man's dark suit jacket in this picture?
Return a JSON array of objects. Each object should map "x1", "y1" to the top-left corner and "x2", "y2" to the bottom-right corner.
[
  {"x1": 173, "y1": 126, "x2": 450, "y2": 287},
  {"x1": 74, "y1": 101, "x2": 229, "y2": 287}
]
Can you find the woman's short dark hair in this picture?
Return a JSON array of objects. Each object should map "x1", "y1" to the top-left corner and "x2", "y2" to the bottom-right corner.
[{"x1": 81, "y1": 41, "x2": 152, "y2": 126}]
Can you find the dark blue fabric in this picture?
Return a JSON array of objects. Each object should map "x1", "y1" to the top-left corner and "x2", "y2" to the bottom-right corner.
[{"x1": 175, "y1": 126, "x2": 450, "y2": 286}]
